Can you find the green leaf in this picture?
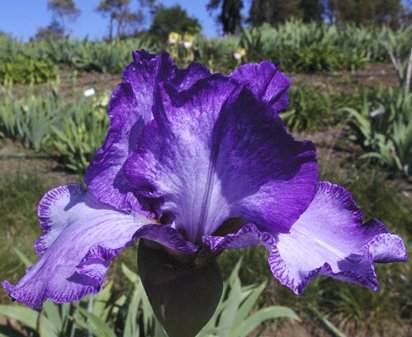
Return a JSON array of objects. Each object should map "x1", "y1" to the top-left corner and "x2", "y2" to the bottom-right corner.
[
  {"x1": 0, "y1": 305, "x2": 39, "y2": 330},
  {"x1": 216, "y1": 274, "x2": 242, "y2": 337},
  {"x1": 93, "y1": 283, "x2": 112, "y2": 315},
  {"x1": 308, "y1": 307, "x2": 347, "y2": 337},
  {"x1": 13, "y1": 247, "x2": 33, "y2": 267},
  {"x1": 232, "y1": 306, "x2": 299, "y2": 337},
  {"x1": 123, "y1": 288, "x2": 140, "y2": 337},
  {"x1": 232, "y1": 282, "x2": 266, "y2": 328},
  {"x1": 42, "y1": 301, "x2": 62, "y2": 333},
  {"x1": 78, "y1": 307, "x2": 117, "y2": 337},
  {"x1": 122, "y1": 263, "x2": 139, "y2": 283},
  {"x1": 39, "y1": 314, "x2": 59, "y2": 337}
]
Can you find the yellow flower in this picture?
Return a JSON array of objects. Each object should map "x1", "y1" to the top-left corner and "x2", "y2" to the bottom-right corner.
[
  {"x1": 168, "y1": 32, "x2": 181, "y2": 45},
  {"x1": 233, "y1": 48, "x2": 247, "y2": 61},
  {"x1": 183, "y1": 34, "x2": 194, "y2": 49}
]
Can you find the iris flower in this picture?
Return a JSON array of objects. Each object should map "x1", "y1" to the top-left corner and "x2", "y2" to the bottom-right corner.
[{"x1": 3, "y1": 51, "x2": 406, "y2": 319}]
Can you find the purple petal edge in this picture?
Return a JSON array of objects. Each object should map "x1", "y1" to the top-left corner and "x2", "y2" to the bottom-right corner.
[
  {"x1": 85, "y1": 50, "x2": 212, "y2": 213},
  {"x1": 229, "y1": 60, "x2": 291, "y2": 113},
  {"x1": 3, "y1": 184, "x2": 197, "y2": 310},
  {"x1": 204, "y1": 182, "x2": 407, "y2": 295}
]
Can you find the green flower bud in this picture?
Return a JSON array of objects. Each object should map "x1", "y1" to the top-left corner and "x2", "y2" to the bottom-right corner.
[{"x1": 138, "y1": 240, "x2": 223, "y2": 337}]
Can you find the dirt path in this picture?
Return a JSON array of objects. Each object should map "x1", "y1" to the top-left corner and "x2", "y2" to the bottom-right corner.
[
  {"x1": 0, "y1": 141, "x2": 79, "y2": 185},
  {"x1": 291, "y1": 63, "x2": 399, "y2": 93}
]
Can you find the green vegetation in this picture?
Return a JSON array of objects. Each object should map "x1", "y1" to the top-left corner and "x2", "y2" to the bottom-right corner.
[
  {"x1": 0, "y1": 92, "x2": 64, "y2": 151},
  {"x1": 343, "y1": 88, "x2": 412, "y2": 177},
  {"x1": 0, "y1": 57, "x2": 57, "y2": 85},
  {"x1": 51, "y1": 96, "x2": 109, "y2": 172},
  {"x1": 239, "y1": 22, "x2": 412, "y2": 72},
  {"x1": 0, "y1": 33, "x2": 158, "y2": 83},
  {"x1": 1, "y1": 22, "x2": 411, "y2": 83},
  {"x1": 0, "y1": 89, "x2": 109, "y2": 173},
  {"x1": 280, "y1": 86, "x2": 360, "y2": 131},
  {"x1": 150, "y1": 5, "x2": 201, "y2": 40},
  {"x1": 0, "y1": 175, "x2": 55, "y2": 300},
  {"x1": 0, "y1": 250, "x2": 297, "y2": 337}
]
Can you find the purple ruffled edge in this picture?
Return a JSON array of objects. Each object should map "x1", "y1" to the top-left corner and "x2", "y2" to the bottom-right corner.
[
  {"x1": 203, "y1": 182, "x2": 407, "y2": 294},
  {"x1": 3, "y1": 183, "x2": 198, "y2": 310}
]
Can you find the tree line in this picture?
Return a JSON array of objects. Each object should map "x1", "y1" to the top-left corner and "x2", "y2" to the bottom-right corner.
[
  {"x1": 35, "y1": 0, "x2": 201, "y2": 40},
  {"x1": 211, "y1": 0, "x2": 410, "y2": 34},
  {"x1": 36, "y1": 0, "x2": 411, "y2": 40}
]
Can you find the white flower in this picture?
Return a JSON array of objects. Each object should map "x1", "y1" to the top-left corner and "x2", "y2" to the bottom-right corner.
[
  {"x1": 183, "y1": 41, "x2": 193, "y2": 49},
  {"x1": 84, "y1": 88, "x2": 96, "y2": 97}
]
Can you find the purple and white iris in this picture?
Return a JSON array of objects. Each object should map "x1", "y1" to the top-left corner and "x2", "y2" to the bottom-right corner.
[{"x1": 3, "y1": 51, "x2": 407, "y2": 311}]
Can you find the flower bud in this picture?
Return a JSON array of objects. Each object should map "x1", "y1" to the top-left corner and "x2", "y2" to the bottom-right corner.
[{"x1": 138, "y1": 240, "x2": 223, "y2": 337}]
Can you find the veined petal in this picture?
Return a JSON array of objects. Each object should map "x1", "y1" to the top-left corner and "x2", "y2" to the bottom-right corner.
[
  {"x1": 3, "y1": 184, "x2": 196, "y2": 310},
  {"x1": 85, "y1": 51, "x2": 211, "y2": 212},
  {"x1": 125, "y1": 76, "x2": 317, "y2": 242},
  {"x1": 229, "y1": 60, "x2": 291, "y2": 113},
  {"x1": 204, "y1": 182, "x2": 407, "y2": 294},
  {"x1": 271, "y1": 182, "x2": 407, "y2": 294}
]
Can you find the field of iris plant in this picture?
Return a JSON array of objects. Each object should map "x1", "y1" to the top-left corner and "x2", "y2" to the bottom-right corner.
[{"x1": 0, "y1": 21, "x2": 411, "y2": 337}]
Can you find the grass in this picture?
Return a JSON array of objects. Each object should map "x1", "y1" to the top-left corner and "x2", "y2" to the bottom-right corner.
[{"x1": 0, "y1": 174, "x2": 47, "y2": 302}]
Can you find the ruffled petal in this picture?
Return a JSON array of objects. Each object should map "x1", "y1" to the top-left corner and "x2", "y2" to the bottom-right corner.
[
  {"x1": 3, "y1": 184, "x2": 196, "y2": 309},
  {"x1": 271, "y1": 182, "x2": 406, "y2": 294},
  {"x1": 125, "y1": 76, "x2": 317, "y2": 242},
  {"x1": 203, "y1": 223, "x2": 275, "y2": 252},
  {"x1": 229, "y1": 60, "x2": 291, "y2": 113},
  {"x1": 85, "y1": 51, "x2": 211, "y2": 212},
  {"x1": 204, "y1": 182, "x2": 407, "y2": 294}
]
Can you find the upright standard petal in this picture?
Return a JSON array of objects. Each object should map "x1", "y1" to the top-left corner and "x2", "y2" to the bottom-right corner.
[
  {"x1": 229, "y1": 60, "x2": 291, "y2": 113},
  {"x1": 125, "y1": 76, "x2": 317, "y2": 242},
  {"x1": 85, "y1": 51, "x2": 211, "y2": 212},
  {"x1": 205, "y1": 182, "x2": 407, "y2": 294},
  {"x1": 3, "y1": 184, "x2": 196, "y2": 309}
]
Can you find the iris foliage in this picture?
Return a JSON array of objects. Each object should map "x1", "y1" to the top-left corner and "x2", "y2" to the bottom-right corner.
[{"x1": 1, "y1": 22, "x2": 411, "y2": 84}]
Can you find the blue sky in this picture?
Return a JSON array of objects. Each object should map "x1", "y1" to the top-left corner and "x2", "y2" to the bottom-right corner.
[
  {"x1": 0, "y1": 0, "x2": 226, "y2": 40},
  {"x1": 3, "y1": 1, "x2": 407, "y2": 41}
]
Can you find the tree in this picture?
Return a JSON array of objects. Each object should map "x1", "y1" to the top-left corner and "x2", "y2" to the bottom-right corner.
[
  {"x1": 248, "y1": 0, "x2": 302, "y2": 26},
  {"x1": 34, "y1": 19, "x2": 65, "y2": 41},
  {"x1": 207, "y1": 0, "x2": 243, "y2": 35},
  {"x1": 374, "y1": 0, "x2": 402, "y2": 25},
  {"x1": 47, "y1": 0, "x2": 80, "y2": 35},
  {"x1": 96, "y1": 0, "x2": 130, "y2": 39},
  {"x1": 96, "y1": 0, "x2": 147, "y2": 39},
  {"x1": 150, "y1": 5, "x2": 201, "y2": 40},
  {"x1": 326, "y1": 0, "x2": 402, "y2": 26},
  {"x1": 299, "y1": 0, "x2": 324, "y2": 22}
]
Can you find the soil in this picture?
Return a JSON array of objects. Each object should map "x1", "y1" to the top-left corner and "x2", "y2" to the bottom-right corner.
[
  {"x1": 0, "y1": 140, "x2": 79, "y2": 186},
  {"x1": 291, "y1": 63, "x2": 399, "y2": 93},
  {"x1": 296, "y1": 125, "x2": 412, "y2": 205},
  {"x1": 5, "y1": 62, "x2": 399, "y2": 101},
  {"x1": 58, "y1": 69, "x2": 121, "y2": 99}
]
